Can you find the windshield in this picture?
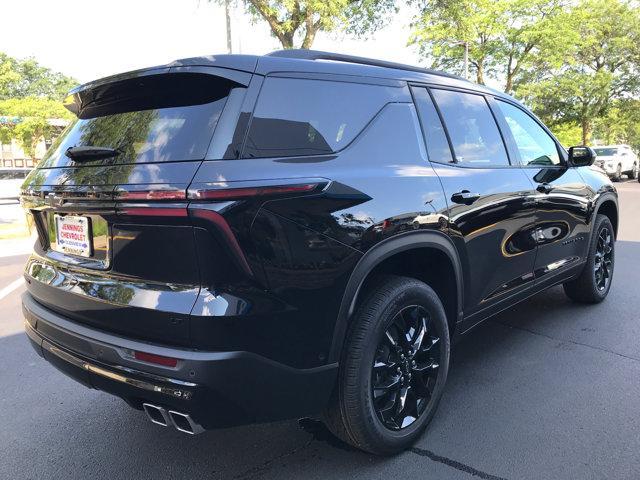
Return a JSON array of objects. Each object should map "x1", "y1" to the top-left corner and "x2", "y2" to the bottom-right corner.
[{"x1": 594, "y1": 148, "x2": 618, "y2": 157}]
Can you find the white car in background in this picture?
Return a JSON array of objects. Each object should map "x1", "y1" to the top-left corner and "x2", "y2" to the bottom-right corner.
[
  {"x1": 0, "y1": 168, "x2": 32, "y2": 201},
  {"x1": 593, "y1": 145, "x2": 639, "y2": 181}
]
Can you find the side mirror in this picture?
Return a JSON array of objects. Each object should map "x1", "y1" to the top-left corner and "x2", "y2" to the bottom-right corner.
[{"x1": 568, "y1": 146, "x2": 596, "y2": 167}]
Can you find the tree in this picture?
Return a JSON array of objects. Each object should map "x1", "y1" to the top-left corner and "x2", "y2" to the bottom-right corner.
[
  {"x1": 0, "y1": 97, "x2": 72, "y2": 158},
  {"x1": 0, "y1": 52, "x2": 76, "y2": 101},
  {"x1": 410, "y1": 0, "x2": 570, "y2": 90},
  {"x1": 593, "y1": 99, "x2": 640, "y2": 151},
  {"x1": 0, "y1": 52, "x2": 77, "y2": 160},
  {"x1": 235, "y1": 0, "x2": 397, "y2": 49},
  {"x1": 518, "y1": 0, "x2": 640, "y2": 144}
]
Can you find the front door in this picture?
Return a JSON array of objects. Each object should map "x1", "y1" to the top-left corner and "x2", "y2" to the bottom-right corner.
[{"x1": 490, "y1": 98, "x2": 591, "y2": 287}]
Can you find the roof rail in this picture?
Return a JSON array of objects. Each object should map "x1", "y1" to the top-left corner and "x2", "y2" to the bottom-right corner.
[{"x1": 266, "y1": 49, "x2": 463, "y2": 80}]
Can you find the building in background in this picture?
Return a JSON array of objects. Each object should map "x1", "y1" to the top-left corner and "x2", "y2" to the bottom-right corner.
[{"x1": 0, "y1": 118, "x2": 68, "y2": 168}]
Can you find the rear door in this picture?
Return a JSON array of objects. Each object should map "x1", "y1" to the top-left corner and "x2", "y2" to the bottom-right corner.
[
  {"x1": 22, "y1": 67, "x2": 251, "y2": 346},
  {"x1": 413, "y1": 87, "x2": 538, "y2": 327},
  {"x1": 491, "y1": 98, "x2": 591, "y2": 287}
]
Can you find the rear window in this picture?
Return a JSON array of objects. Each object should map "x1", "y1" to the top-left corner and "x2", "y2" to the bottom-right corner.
[
  {"x1": 40, "y1": 73, "x2": 237, "y2": 167},
  {"x1": 243, "y1": 77, "x2": 393, "y2": 158},
  {"x1": 431, "y1": 89, "x2": 509, "y2": 166}
]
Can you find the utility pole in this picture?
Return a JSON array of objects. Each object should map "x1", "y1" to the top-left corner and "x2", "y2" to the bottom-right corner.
[
  {"x1": 462, "y1": 41, "x2": 469, "y2": 81},
  {"x1": 448, "y1": 40, "x2": 469, "y2": 80},
  {"x1": 225, "y1": 0, "x2": 232, "y2": 54}
]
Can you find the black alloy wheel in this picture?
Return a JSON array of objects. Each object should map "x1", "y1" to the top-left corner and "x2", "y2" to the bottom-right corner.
[
  {"x1": 372, "y1": 305, "x2": 440, "y2": 430},
  {"x1": 563, "y1": 214, "x2": 615, "y2": 303},
  {"x1": 594, "y1": 226, "x2": 613, "y2": 292},
  {"x1": 323, "y1": 275, "x2": 450, "y2": 455}
]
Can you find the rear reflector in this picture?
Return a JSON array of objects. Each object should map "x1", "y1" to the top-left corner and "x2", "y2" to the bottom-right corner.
[
  {"x1": 116, "y1": 189, "x2": 187, "y2": 201},
  {"x1": 188, "y1": 183, "x2": 319, "y2": 201},
  {"x1": 120, "y1": 207, "x2": 188, "y2": 217},
  {"x1": 134, "y1": 351, "x2": 178, "y2": 368}
]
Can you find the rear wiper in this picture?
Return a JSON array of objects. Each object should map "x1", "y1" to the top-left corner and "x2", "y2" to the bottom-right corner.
[{"x1": 65, "y1": 146, "x2": 121, "y2": 161}]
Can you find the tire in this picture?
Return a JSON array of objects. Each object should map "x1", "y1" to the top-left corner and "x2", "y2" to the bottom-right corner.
[
  {"x1": 631, "y1": 162, "x2": 639, "y2": 180},
  {"x1": 612, "y1": 164, "x2": 622, "y2": 182},
  {"x1": 323, "y1": 275, "x2": 450, "y2": 455},
  {"x1": 563, "y1": 214, "x2": 615, "y2": 303}
]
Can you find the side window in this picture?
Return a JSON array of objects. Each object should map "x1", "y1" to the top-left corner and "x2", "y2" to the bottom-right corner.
[
  {"x1": 496, "y1": 100, "x2": 560, "y2": 166},
  {"x1": 431, "y1": 89, "x2": 510, "y2": 166},
  {"x1": 412, "y1": 87, "x2": 453, "y2": 163},
  {"x1": 244, "y1": 77, "x2": 391, "y2": 158}
]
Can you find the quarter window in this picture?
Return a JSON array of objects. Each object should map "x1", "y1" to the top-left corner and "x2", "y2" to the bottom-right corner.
[
  {"x1": 412, "y1": 87, "x2": 453, "y2": 163},
  {"x1": 497, "y1": 100, "x2": 560, "y2": 166},
  {"x1": 431, "y1": 89, "x2": 509, "y2": 166},
  {"x1": 244, "y1": 77, "x2": 392, "y2": 158}
]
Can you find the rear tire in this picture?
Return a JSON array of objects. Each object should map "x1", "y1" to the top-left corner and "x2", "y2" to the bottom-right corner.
[
  {"x1": 563, "y1": 214, "x2": 614, "y2": 303},
  {"x1": 323, "y1": 275, "x2": 450, "y2": 455}
]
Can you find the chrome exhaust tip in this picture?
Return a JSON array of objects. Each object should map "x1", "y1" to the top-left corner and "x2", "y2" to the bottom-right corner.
[
  {"x1": 168, "y1": 410, "x2": 205, "y2": 435},
  {"x1": 142, "y1": 403, "x2": 171, "y2": 427}
]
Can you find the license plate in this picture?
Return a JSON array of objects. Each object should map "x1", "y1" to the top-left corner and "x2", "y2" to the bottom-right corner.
[{"x1": 53, "y1": 215, "x2": 93, "y2": 258}]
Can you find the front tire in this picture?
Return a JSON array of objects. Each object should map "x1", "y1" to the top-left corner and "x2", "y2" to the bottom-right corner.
[
  {"x1": 629, "y1": 162, "x2": 638, "y2": 180},
  {"x1": 563, "y1": 214, "x2": 615, "y2": 303},
  {"x1": 324, "y1": 275, "x2": 450, "y2": 455},
  {"x1": 612, "y1": 164, "x2": 622, "y2": 182}
]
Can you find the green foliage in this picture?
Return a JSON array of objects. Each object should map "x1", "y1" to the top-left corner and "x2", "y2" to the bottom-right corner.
[
  {"x1": 519, "y1": 0, "x2": 640, "y2": 144},
  {"x1": 410, "y1": 0, "x2": 571, "y2": 88},
  {"x1": 0, "y1": 97, "x2": 73, "y2": 158},
  {"x1": 0, "y1": 52, "x2": 76, "y2": 101},
  {"x1": 411, "y1": 0, "x2": 640, "y2": 147},
  {"x1": 231, "y1": 0, "x2": 396, "y2": 49},
  {"x1": 0, "y1": 52, "x2": 77, "y2": 159},
  {"x1": 593, "y1": 100, "x2": 640, "y2": 151}
]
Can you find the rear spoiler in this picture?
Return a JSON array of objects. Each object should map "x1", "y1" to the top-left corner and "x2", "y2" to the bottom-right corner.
[{"x1": 64, "y1": 60, "x2": 256, "y2": 118}]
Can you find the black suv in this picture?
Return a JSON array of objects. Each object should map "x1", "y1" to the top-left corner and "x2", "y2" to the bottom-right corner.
[{"x1": 21, "y1": 50, "x2": 617, "y2": 455}]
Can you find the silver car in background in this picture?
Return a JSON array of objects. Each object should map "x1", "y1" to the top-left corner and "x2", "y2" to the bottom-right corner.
[
  {"x1": 593, "y1": 145, "x2": 639, "y2": 181},
  {"x1": 0, "y1": 168, "x2": 32, "y2": 202}
]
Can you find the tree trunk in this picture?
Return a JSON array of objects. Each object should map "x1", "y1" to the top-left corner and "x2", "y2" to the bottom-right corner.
[
  {"x1": 224, "y1": 0, "x2": 232, "y2": 54},
  {"x1": 505, "y1": 75, "x2": 513, "y2": 94},
  {"x1": 301, "y1": 26, "x2": 317, "y2": 48},
  {"x1": 476, "y1": 62, "x2": 484, "y2": 85},
  {"x1": 581, "y1": 118, "x2": 592, "y2": 145}
]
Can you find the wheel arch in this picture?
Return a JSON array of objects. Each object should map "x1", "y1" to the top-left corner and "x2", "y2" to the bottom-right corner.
[
  {"x1": 594, "y1": 194, "x2": 618, "y2": 239},
  {"x1": 328, "y1": 231, "x2": 463, "y2": 363}
]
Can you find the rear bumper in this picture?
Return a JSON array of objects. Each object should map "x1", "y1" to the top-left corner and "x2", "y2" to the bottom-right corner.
[{"x1": 22, "y1": 292, "x2": 337, "y2": 429}]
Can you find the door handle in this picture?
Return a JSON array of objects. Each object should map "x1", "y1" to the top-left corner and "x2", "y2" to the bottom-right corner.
[
  {"x1": 536, "y1": 183, "x2": 553, "y2": 194},
  {"x1": 451, "y1": 190, "x2": 481, "y2": 205}
]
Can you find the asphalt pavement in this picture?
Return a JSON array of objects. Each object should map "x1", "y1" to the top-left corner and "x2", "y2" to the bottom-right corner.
[{"x1": 1, "y1": 180, "x2": 639, "y2": 480}]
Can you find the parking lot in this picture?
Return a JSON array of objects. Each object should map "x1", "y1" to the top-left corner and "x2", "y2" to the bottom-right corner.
[{"x1": 1, "y1": 180, "x2": 639, "y2": 480}]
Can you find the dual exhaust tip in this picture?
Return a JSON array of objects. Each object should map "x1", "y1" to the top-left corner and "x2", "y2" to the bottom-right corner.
[{"x1": 142, "y1": 403, "x2": 205, "y2": 435}]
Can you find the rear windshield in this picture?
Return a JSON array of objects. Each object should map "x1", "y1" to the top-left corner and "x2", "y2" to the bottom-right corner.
[
  {"x1": 594, "y1": 148, "x2": 618, "y2": 156},
  {"x1": 40, "y1": 73, "x2": 237, "y2": 167}
]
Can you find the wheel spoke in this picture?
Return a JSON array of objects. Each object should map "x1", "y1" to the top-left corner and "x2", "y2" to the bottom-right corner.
[
  {"x1": 396, "y1": 386, "x2": 409, "y2": 414},
  {"x1": 411, "y1": 316, "x2": 427, "y2": 352},
  {"x1": 413, "y1": 359, "x2": 439, "y2": 373}
]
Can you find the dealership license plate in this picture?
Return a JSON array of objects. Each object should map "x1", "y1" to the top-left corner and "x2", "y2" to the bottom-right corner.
[{"x1": 53, "y1": 215, "x2": 92, "y2": 258}]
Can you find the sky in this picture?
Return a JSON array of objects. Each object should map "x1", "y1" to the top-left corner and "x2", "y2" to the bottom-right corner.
[{"x1": 1, "y1": 0, "x2": 425, "y2": 84}]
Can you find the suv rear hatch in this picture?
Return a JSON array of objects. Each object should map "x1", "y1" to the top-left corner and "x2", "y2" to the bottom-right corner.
[{"x1": 21, "y1": 64, "x2": 252, "y2": 346}]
